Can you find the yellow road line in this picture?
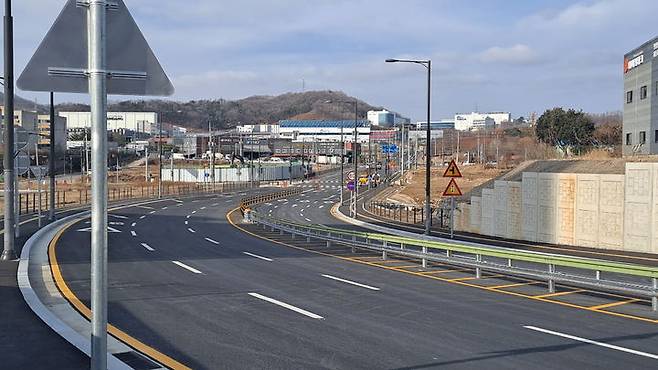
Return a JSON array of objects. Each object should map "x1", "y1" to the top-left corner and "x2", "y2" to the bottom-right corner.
[
  {"x1": 489, "y1": 281, "x2": 541, "y2": 289},
  {"x1": 447, "y1": 274, "x2": 503, "y2": 282},
  {"x1": 381, "y1": 264, "x2": 419, "y2": 269},
  {"x1": 420, "y1": 269, "x2": 470, "y2": 275},
  {"x1": 589, "y1": 299, "x2": 641, "y2": 311},
  {"x1": 228, "y1": 207, "x2": 658, "y2": 325},
  {"x1": 50, "y1": 208, "x2": 192, "y2": 369},
  {"x1": 534, "y1": 289, "x2": 586, "y2": 299}
]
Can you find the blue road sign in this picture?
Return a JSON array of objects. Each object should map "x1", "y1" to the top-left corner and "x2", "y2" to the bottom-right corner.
[
  {"x1": 347, "y1": 181, "x2": 355, "y2": 191},
  {"x1": 381, "y1": 144, "x2": 398, "y2": 154}
]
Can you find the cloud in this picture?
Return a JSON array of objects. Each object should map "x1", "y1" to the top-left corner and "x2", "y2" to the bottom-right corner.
[{"x1": 478, "y1": 44, "x2": 540, "y2": 65}]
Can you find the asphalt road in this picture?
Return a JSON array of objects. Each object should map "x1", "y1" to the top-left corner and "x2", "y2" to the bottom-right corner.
[{"x1": 53, "y1": 178, "x2": 658, "y2": 369}]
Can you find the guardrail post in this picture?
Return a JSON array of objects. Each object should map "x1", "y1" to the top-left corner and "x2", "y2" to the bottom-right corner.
[
  {"x1": 653, "y1": 278, "x2": 657, "y2": 312},
  {"x1": 548, "y1": 264, "x2": 556, "y2": 293},
  {"x1": 306, "y1": 235, "x2": 311, "y2": 242},
  {"x1": 422, "y1": 246, "x2": 427, "y2": 268},
  {"x1": 382, "y1": 241, "x2": 388, "y2": 260},
  {"x1": 508, "y1": 259, "x2": 513, "y2": 268},
  {"x1": 475, "y1": 254, "x2": 482, "y2": 279},
  {"x1": 595, "y1": 270, "x2": 601, "y2": 280},
  {"x1": 400, "y1": 243, "x2": 405, "y2": 251},
  {"x1": 351, "y1": 235, "x2": 356, "y2": 253}
]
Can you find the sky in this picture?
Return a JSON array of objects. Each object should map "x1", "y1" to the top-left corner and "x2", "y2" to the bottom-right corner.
[{"x1": 3, "y1": 0, "x2": 658, "y2": 122}]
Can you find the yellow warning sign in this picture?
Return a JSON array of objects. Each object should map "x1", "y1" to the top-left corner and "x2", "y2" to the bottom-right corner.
[
  {"x1": 443, "y1": 178, "x2": 463, "y2": 197},
  {"x1": 443, "y1": 160, "x2": 462, "y2": 178}
]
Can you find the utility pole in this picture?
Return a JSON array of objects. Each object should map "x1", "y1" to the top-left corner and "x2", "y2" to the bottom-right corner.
[
  {"x1": 144, "y1": 145, "x2": 149, "y2": 182},
  {"x1": 48, "y1": 91, "x2": 56, "y2": 221},
  {"x1": 2, "y1": 0, "x2": 16, "y2": 260},
  {"x1": 249, "y1": 131, "x2": 254, "y2": 188},
  {"x1": 157, "y1": 116, "x2": 162, "y2": 198},
  {"x1": 209, "y1": 120, "x2": 214, "y2": 191},
  {"x1": 36, "y1": 143, "x2": 42, "y2": 228},
  {"x1": 340, "y1": 125, "x2": 344, "y2": 204},
  {"x1": 353, "y1": 100, "x2": 358, "y2": 219}
]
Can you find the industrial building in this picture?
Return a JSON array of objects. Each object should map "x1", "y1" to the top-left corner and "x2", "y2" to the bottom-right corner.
[
  {"x1": 415, "y1": 120, "x2": 455, "y2": 131},
  {"x1": 37, "y1": 114, "x2": 67, "y2": 153},
  {"x1": 367, "y1": 110, "x2": 395, "y2": 127},
  {"x1": 59, "y1": 111, "x2": 158, "y2": 134},
  {"x1": 623, "y1": 36, "x2": 658, "y2": 156},
  {"x1": 278, "y1": 120, "x2": 371, "y2": 143},
  {"x1": 454, "y1": 112, "x2": 511, "y2": 131}
]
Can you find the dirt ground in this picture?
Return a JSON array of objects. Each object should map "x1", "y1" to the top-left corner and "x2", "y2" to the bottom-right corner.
[{"x1": 390, "y1": 164, "x2": 506, "y2": 206}]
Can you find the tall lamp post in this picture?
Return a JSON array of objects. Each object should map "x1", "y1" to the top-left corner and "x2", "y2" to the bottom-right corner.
[
  {"x1": 325, "y1": 99, "x2": 359, "y2": 214},
  {"x1": 386, "y1": 58, "x2": 432, "y2": 235},
  {"x1": 1, "y1": 0, "x2": 16, "y2": 260}
]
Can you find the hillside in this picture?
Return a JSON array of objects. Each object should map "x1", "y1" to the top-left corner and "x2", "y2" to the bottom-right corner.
[{"x1": 55, "y1": 91, "x2": 391, "y2": 130}]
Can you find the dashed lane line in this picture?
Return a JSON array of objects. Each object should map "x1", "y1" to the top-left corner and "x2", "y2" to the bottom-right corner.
[
  {"x1": 524, "y1": 326, "x2": 658, "y2": 360},
  {"x1": 248, "y1": 293, "x2": 323, "y2": 320},
  {"x1": 187, "y1": 228, "x2": 196, "y2": 233},
  {"x1": 130, "y1": 222, "x2": 136, "y2": 227},
  {"x1": 204, "y1": 237, "x2": 220, "y2": 245},
  {"x1": 130, "y1": 230, "x2": 137, "y2": 237},
  {"x1": 140, "y1": 243, "x2": 155, "y2": 252},
  {"x1": 139, "y1": 215, "x2": 146, "y2": 220},
  {"x1": 243, "y1": 252, "x2": 273, "y2": 262},
  {"x1": 321, "y1": 274, "x2": 380, "y2": 291},
  {"x1": 172, "y1": 261, "x2": 203, "y2": 274}
]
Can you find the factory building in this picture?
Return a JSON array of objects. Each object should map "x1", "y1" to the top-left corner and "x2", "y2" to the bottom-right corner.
[
  {"x1": 59, "y1": 111, "x2": 158, "y2": 134},
  {"x1": 623, "y1": 36, "x2": 658, "y2": 156}
]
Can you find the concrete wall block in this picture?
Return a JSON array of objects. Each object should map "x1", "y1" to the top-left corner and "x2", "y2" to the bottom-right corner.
[
  {"x1": 537, "y1": 173, "x2": 558, "y2": 244},
  {"x1": 522, "y1": 172, "x2": 538, "y2": 242},
  {"x1": 494, "y1": 181, "x2": 509, "y2": 238},
  {"x1": 507, "y1": 182, "x2": 523, "y2": 240},
  {"x1": 575, "y1": 174, "x2": 600, "y2": 247},
  {"x1": 481, "y1": 188, "x2": 495, "y2": 236},
  {"x1": 624, "y1": 163, "x2": 654, "y2": 253},
  {"x1": 653, "y1": 164, "x2": 658, "y2": 254},
  {"x1": 599, "y1": 175, "x2": 625, "y2": 249},
  {"x1": 557, "y1": 174, "x2": 577, "y2": 245},
  {"x1": 470, "y1": 197, "x2": 482, "y2": 234}
]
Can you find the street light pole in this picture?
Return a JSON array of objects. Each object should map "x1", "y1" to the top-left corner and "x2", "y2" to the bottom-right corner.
[
  {"x1": 49, "y1": 91, "x2": 56, "y2": 221},
  {"x1": 157, "y1": 116, "x2": 162, "y2": 198},
  {"x1": 340, "y1": 125, "x2": 344, "y2": 204},
  {"x1": 1, "y1": 0, "x2": 16, "y2": 260},
  {"x1": 386, "y1": 58, "x2": 432, "y2": 235},
  {"x1": 353, "y1": 100, "x2": 358, "y2": 219}
]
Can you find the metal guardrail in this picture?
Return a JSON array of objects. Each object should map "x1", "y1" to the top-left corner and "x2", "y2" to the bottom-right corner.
[
  {"x1": 241, "y1": 191, "x2": 658, "y2": 311},
  {"x1": 240, "y1": 187, "x2": 303, "y2": 214}
]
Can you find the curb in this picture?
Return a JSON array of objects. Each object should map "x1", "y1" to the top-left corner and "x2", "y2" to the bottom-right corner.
[{"x1": 17, "y1": 211, "x2": 133, "y2": 370}]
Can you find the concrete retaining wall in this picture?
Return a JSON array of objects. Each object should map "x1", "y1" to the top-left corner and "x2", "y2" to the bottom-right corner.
[{"x1": 457, "y1": 162, "x2": 658, "y2": 254}]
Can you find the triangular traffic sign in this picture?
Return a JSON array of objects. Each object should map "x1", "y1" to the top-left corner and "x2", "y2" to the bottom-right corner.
[
  {"x1": 18, "y1": 0, "x2": 174, "y2": 96},
  {"x1": 443, "y1": 160, "x2": 462, "y2": 178},
  {"x1": 442, "y1": 178, "x2": 463, "y2": 197}
]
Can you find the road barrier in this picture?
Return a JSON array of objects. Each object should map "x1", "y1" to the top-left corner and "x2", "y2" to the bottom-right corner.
[{"x1": 239, "y1": 191, "x2": 658, "y2": 311}]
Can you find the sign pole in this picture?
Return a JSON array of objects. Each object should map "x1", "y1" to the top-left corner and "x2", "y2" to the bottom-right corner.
[
  {"x1": 89, "y1": 1, "x2": 108, "y2": 369},
  {"x1": 1, "y1": 0, "x2": 16, "y2": 261},
  {"x1": 450, "y1": 196, "x2": 455, "y2": 239}
]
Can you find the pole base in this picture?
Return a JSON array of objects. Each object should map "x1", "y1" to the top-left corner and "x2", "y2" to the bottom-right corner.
[{"x1": 1, "y1": 249, "x2": 17, "y2": 261}]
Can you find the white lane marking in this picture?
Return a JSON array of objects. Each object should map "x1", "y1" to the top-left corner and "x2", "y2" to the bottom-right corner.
[
  {"x1": 130, "y1": 230, "x2": 137, "y2": 237},
  {"x1": 140, "y1": 243, "x2": 155, "y2": 252},
  {"x1": 523, "y1": 326, "x2": 658, "y2": 360},
  {"x1": 131, "y1": 222, "x2": 136, "y2": 227},
  {"x1": 137, "y1": 205, "x2": 154, "y2": 210},
  {"x1": 172, "y1": 261, "x2": 202, "y2": 274},
  {"x1": 149, "y1": 211, "x2": 156, "y2": 214},
  {"x1": 139, "y1": 215, "x2": 146, "y2": 219},
  {"x1": 191, "y1": 200, "x2": 200, "y2": 203},
  {"x1": 204, "y1": 237, "x2": 220, "y2": 245},
  {"x1": 305, "y1": 218, "x2": 312, "y2": 222},
  {"x1": 248, "y1": 293, "x2": 323, "y2": 320},
  {"x1": 212, "y1": 203, "x2": 219, "y2": 207},
  {"x1": 292, "y1": 204, "x2": 298, "y2": 208},
  {"x1": 319, "y1": 205, "x2": 324, "y2": 209},
  {"x1": 186, "y1": 215, "x2": 191, "y2": 219},
  {"x1": 200, "y1": 206, "x2": 206, "y2": 210},
  {"x1": 185, "y1": 220, "x2": 189, "y2": 225},
  {"x1": 162, "y1": 206, "x2": 168, "y2": 210},
  {"x1": 321, "y1": 274, "x2": 380, "y2": 291},
  {"x1": 173, "y1": 199, "x2": 184, "y2": 203},
  {"x1": 187, "y1": 228, "x2": 196, "y2": 233},
  {"x1": 109, "y1": 214, "x2": 129, "y2": 219},
  {"x1": 191, "y1": 210, "x2": 197, "y2": 214},
  {"x1": 243, "y1": 252, "x2": 273, "y2": 262},
  {"x1": 177, "y1": 204, "x2": 183, "y2": 207}
]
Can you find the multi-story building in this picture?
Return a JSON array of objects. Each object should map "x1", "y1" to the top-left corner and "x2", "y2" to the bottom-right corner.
[
  {"x1": 37, "y1": 114, "x2": 67, "y2": 153},
  {"x1": 623, "y1": 36, "x2": 658, "y2": 156},
  {"x1": 0, "y1": 107, "x2": 40, "y2": 149},
  {"x1": 59, "y1": 111, "x2": 158, "y2": 134},
  {"x1": 454, "y1": 112, "x2": 511, "y2": 131},
  {"x1": 278, "y1": 120, "x2": 371, "y2": 143},
  {"x1": 367, "y1": 110, "x2": 395, "y2": 127},
  {"x1": 415, "y1": 120, "x2": 455, "y2": 131}
]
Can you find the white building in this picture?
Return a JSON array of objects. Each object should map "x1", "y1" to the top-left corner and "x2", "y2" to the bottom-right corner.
[
  {"x1": 60, "y1": 111, "x2": 158, "y2": 134},
  {"x1": 454, "y1": 112, "x2": 511, "y2": 131},
  {"x1": 236, "y1": 124, "x2": 280, "y2": 135},
  {"x1": 279, "y1": 120, "x2": 370, "y2": 143},
  {"x1": 367, "y1": 110, "x2": 395, "y2": 127}
]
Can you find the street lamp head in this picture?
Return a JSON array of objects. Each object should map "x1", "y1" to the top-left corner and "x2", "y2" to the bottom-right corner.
[{"x1": 385, "y1": 59, "x2": 399, "y2": 63}]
